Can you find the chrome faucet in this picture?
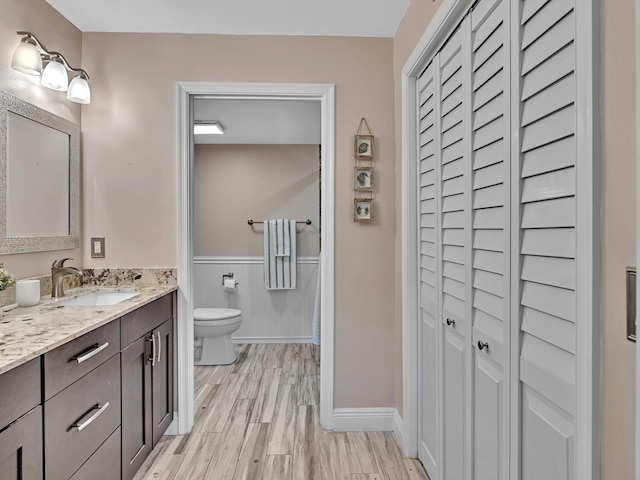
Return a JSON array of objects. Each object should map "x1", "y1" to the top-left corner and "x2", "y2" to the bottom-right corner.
[{"x1": 51, "y1": 258, "x2": 84, "y2": 298}]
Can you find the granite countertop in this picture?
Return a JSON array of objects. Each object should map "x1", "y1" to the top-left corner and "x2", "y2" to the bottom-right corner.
[{"x1": 0, "y1": 284, "x2": 177, "y2": 375}]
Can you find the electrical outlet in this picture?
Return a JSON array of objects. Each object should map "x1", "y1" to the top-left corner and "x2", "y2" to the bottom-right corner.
[{"x1": 91, "y1": 237, "x2": 105, "y2": 258}]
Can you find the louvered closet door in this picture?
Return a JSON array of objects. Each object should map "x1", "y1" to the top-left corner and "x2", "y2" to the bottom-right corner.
[
  {"x1": 417, "y1": 60, "x2": 439, "y2": 475},
  {"x1": 437, "y1": 26, "x2": 468, "y2": 480},
  {"x1": 469, "y1": 0, "x2": 510, "y2": 479},
  {"x1": 517, "y1": 0, "x2": 577, "y2": 478}
]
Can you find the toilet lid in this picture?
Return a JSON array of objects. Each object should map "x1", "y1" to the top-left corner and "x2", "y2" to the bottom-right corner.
[{"x1": 194, "y1": 308, "x2": 241, "y2": 321}]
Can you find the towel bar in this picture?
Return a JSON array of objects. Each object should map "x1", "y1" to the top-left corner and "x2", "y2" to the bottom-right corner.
[{"x1": 247, "y1": 219, "x2": 311, "y2": 226}]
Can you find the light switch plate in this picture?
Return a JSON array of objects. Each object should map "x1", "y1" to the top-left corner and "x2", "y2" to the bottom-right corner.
[{"x1": 91, "y1": 237, "x2": 105, "y2": 258}]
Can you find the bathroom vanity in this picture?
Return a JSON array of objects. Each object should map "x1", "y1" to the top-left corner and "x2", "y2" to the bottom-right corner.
[{"x1": 0, "y1": 286, "x2": 176, "y2": 480}]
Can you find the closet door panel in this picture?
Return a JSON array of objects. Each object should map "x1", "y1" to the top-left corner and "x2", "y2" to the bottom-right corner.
[
  {"x1": 417, "y1": 61, "x2": 439, "y2": 473},
  {"x1": 517, "y1": 1, "x2": 577, "y2": 479},
  {"x1": 443, "y1": 329, "x2": 465, "y2": 480},
  {"x1": 438, "y1": 22, "x2": 469, "y2": 480},
  {"x1": 470, "y1": 0, "x2": 510, "y2": 478},
  {"x1": 473, "y1": 354, "x2": 503, "y2": 480},
  {"x1": 521, "y1": 387, "x2": 575, "y2": 480}
]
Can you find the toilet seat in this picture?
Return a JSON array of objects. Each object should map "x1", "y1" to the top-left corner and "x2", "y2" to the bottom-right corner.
[{"x1": 194, "y1": 308, "x2": 241, "y2": 326}]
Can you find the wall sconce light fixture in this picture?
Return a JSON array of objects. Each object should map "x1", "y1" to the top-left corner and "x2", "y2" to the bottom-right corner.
[{"x1": 11, "y1": 31, "x2": 91, "y2": 105}]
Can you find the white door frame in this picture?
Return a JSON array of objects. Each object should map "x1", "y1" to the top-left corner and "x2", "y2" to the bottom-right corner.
[
  {"x1": 400, "y1": 3, "x2": 599, "y2": 479},
  {"x1": 176, "y1": 82, "x2": 335, "y2": 434}
]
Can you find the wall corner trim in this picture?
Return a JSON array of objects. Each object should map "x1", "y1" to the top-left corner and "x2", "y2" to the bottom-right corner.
[{"x1": 393, "y1": 409, "x2": 405, "y2": 453}]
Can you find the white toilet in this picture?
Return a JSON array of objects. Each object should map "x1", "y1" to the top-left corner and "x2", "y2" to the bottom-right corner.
[{"x1": 193, "y1": 308, "x2": 242, "y2": 365}]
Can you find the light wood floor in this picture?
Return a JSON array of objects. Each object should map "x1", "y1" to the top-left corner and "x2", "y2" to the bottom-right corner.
[{"x1": 133, "y1": 343, "x2": 430, "y2": 480}]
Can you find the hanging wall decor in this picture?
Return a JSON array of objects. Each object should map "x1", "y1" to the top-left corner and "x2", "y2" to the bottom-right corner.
[
  {"x1": 354, "y1": 134, "x2": 374, "y2": 159},
  {"x1": 354, "y1": 166, "x2": 373, "y2": 191},
  {"x1": 353, "y1": 117, "x2": 374, "y2": 223},
  {"x1": 354, "y1": 198, "x2": 373, "y2": 222}
]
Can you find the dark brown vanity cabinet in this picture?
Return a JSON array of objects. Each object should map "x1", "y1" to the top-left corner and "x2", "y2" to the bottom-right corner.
[
  {"x1": 0, "y1": 291, "x2": 175, "y2": 480},
  {"x1": 0, "y1": 358, "x2": 42, "y2": 480},
  {"x1": 121, "y1": 295, "x2": 174, "y2": 480}
]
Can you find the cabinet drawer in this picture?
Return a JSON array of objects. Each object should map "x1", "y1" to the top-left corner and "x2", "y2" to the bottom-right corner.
[
  {"x1": 121, "y1": 294, "x2": 172, "y2": 346},
  {"x1": 0, "y1": 406, "x2": 42, "y2": 480},
  {"x1": 70, "y1": 426, "x2": 121, "y2": 480},
  {"x1": 44, "y1": 319, "x2": 120, "y2": 400},
  {"x1": 45, "y1": 354, "x2": 121, "y2": 480},
  {"x1": 0, "y1": 358, "x2": 40, "y2": 430}
]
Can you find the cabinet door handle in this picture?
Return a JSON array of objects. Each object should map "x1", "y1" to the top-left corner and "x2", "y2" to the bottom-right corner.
[
  {"x1": 156, "y1": 331, "x2": 162, "y2": 364},
  {"x1": 477, "y1": 341, "x2": 489, "y2": 351},
  {"x1": 147, "y1": 335, "x2": 156, "y2": 367},
  {"x1": 72, "y1": 402, "x2": 110, "y2": 432},
  {"x1": 446, "y1": 318, "x2": 455, "y2": 327},
  {"x1": 73, "y1": 342, "x2": 109, "y2": 364}
]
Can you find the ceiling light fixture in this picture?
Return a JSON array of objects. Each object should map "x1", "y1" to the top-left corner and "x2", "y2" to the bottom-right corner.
[
  {"x1": 194, "y1": 122, "x2": 224, "y2": 135},
  {"x1": 11, "y1": 31, "x2": 91, "y2": 104}
]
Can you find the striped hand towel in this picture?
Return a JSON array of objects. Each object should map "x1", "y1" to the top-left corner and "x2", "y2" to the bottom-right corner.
[{"x1": 264, "y1": 219, "x2": 297, "y2": 290}]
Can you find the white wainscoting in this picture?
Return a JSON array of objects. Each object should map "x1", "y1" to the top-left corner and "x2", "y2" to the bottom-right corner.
[{"x1": 193, "y1": 256, "x2": 318, "y2": 343}]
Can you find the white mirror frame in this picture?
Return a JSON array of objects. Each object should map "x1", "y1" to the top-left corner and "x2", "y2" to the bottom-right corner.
[{"x1": 0, "y1": 91, "x2": 80, "y2": 253}]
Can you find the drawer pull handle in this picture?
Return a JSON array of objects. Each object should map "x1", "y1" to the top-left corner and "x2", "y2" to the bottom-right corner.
[
  {"x1": 147, "y1": 335, "x2": 156, "y2": 366},
  {"x1": 478, "y1": 341, "x2": 489, "y2": 351},
  {"x1": 72, "y1": 402, "x2": 110, "y2": 432},
  {"x1": 74, "y1": 342, "x2": 110, "y2": 364},
  {"x1": 446, "y1": 318, "x2": 455, "y2": 327},
  {"x1": 156, "y1": 332, "x2": 162, "y2": 364}
]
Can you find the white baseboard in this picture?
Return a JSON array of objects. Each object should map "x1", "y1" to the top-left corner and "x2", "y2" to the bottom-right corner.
[
  {"x1": 232, "y1": 336, "x2": 313, "y2": 344},
  {"x1": 331, "y1": 408, "x2": 397, "y2": 432},
  {"x1": 393, "y1": 409, "x2": 405, "y2": 454}
]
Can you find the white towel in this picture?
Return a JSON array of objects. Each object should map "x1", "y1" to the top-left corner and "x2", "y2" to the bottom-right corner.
[
  {"x1": 274, "y1": 218, "x2": 291, "y2": 257},
  {"x1": 264, "y1": 219, "x2": 297, "y2": 290}
]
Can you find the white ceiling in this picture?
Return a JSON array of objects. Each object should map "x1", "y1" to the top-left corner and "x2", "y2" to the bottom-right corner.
[
  {"x1": 44, "y1": 0, "x2": 410, "y2": 38},
  {"x1": 193, "y1": 99, "x2": 321, "y2": 144}
]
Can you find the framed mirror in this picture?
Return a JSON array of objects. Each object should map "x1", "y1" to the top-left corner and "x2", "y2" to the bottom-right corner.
[{"x1": 0, "y1": 91, "x2": 79, "y2": 253}]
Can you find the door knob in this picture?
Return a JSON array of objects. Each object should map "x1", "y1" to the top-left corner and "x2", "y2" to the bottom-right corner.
[
  {"x1": 446, "y1": 318, "x2": 455, "y2": 327},
  {"x1": 477, "y1": 341, "x2": 489, "y2": 351}
]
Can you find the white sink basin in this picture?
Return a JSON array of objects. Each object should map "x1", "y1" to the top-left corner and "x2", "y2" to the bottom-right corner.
[{"x1": 60, "y1": 291, "x2": 140, "y2": 307}]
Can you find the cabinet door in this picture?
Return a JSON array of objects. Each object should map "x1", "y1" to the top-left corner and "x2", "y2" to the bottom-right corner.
[
  {"x1": 0, "y1": 407, "x2": 42, "y2": 480},
  {"x1": 44, "y1": 354, "x2": 121, "y2": 480},
  {"x1": 121, "y1": 335, "x2": 153, "y2": 480},
  {"x1": 152, "y1": 318, "x2": 174, "y2": 446}
]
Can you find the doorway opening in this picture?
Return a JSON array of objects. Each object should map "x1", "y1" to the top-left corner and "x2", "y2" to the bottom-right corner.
[{"x1": 176, "y1": 83, "x2": 335, "y2": 434}]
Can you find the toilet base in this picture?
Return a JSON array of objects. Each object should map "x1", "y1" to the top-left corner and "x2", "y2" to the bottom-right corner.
[{"x1": 194, "y1": 334, "x2": 237, "y2": 365}]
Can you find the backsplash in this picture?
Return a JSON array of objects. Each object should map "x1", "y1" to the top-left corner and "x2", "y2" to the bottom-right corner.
[
  {"x1": 83, "y1": 268, "x2": 177, "y2": 287},
  {"x1": 0, "y1": 268, "x2": 176, "y2": 308}
]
